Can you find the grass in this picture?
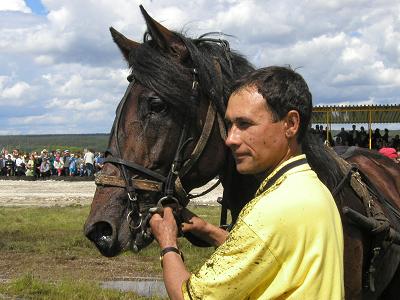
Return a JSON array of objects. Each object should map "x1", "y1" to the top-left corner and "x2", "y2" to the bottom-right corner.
[
  {"x1": 0, "y1": 274, "x2": 161, "y2": 300},
  {"x1": 0, "y1": 205, "x2": 222, "y2": 299}
]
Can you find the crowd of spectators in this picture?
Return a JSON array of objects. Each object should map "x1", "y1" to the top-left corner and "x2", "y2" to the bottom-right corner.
[
  {"x1": 311, "y1": 124, "x2": 400, "y2": 162},
  {"x1": 0, "y1": 148, "x2": 105, "y2": 178},
  {"x1": 312, "y1": 125, "x2": 399, "y2": 149}
]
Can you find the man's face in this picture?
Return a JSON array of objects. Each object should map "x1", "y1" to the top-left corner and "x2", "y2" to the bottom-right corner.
[{"x1": 225, "y1": 87, "x2": 289, "y2": 175}]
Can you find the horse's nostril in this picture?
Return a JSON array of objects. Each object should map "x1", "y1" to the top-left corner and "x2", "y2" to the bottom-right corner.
[
  {"x1": 87, "y1": 221, "x2": 113, "y2": 244},
  {"x1": 85, "y1": 221, "x2": 120, "y2": 257}
]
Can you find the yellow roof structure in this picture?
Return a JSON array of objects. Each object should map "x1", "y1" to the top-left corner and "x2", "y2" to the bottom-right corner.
[
  {"x1": 311, "y1": 104, "x2": 400, "y2": 149},
  {"x1": 312, "y1": 104, "x2": 400, "y2": 124}
]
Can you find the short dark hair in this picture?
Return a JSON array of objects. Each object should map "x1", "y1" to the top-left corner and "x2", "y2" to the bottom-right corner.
[{"x1": 231, "y1": 66, "x2": 312, "y2": 142}]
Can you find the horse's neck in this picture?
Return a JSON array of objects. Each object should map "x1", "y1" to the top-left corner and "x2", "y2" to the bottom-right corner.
[{"x1": 220, "y1": 155, "x2": 260, "y2": 223}]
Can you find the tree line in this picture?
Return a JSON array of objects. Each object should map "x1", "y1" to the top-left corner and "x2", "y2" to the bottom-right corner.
[{"x1": 0, "y1": 134, "x2": 109, "y2": 153}]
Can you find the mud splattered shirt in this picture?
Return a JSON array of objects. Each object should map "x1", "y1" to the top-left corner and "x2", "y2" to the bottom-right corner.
[{"x1": 182, "y1": 154, "x2": 344, "y2": 300}]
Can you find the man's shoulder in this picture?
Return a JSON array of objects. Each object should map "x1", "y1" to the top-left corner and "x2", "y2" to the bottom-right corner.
[{"x1": 251, "y1": 168, "x2": 334, "y2": 215}]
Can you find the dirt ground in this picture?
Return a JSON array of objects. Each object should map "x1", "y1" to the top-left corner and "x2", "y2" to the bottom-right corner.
[{"x1": 0, "y1": 179, "x2": 223, "y2": 207}]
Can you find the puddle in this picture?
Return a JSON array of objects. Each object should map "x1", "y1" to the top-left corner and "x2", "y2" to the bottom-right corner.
[{"x1": 101, "y1": 278, "x2": 167, "y2": 298}]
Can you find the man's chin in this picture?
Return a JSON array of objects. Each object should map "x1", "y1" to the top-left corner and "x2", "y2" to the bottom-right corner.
[{"x1": 235, "y1": 164, "x2": 253, "y2": 175}]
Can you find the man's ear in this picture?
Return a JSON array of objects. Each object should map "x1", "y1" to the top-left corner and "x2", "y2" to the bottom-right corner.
[{"x1": 284, "y1": 110, "x2": 300, "y2": 139}]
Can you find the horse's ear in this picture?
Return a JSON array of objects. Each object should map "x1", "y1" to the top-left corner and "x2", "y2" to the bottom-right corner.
[
  {"x1": 110, "y1": 27, "x2": 140, "y2": 62},
  {"x1": 139, "y1": 5, "x2": 188, "y2": 59}
]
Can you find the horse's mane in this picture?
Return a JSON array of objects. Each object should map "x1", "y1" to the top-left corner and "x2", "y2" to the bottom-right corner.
[
  {"x1": 302, "y1": 133, "x2": 345, "y2": 192},
  {"x1": 128, "y1": 31, "x2": 254, "y2": 118}
]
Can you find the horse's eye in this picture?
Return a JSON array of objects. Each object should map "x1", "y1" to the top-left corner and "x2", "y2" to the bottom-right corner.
[{"x1": 149, "y1": 97, "x2": 167, "y2": 113}]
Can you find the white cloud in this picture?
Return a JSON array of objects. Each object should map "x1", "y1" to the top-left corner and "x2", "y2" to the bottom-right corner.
[
  {"x1": 34, "y1": 55, "x2": 55, "y2": 65},
  {"x1": 45, "y1": 98, "x2": 104, "y2": 111},
  {"x1": 9, "y1": 114, "x2": 66, "y2": 125},
  {"x1": 0, "y1": 0, "x2": 399, "y2": 134},
  {"x1": 47, "y1": 6, "x2": 71, "y2": 31},
  {"x1": 1, "y1": 81, "x2": 30, "y2": 99},
  {"x1": 0, "y1": 0, "x2": 31, "y2": 13}
]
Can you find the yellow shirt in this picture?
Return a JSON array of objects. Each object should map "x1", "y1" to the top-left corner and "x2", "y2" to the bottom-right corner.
[{"x1": 182, "y1": 155, "x2": 344, "y2": 300}]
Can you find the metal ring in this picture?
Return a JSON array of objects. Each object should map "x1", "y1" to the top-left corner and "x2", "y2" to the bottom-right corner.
[
  {"x1": 127, "y1": 211, "x2": 142, "y2": 230},
  {"x1": 128, "y1": 192, "x2": 137, "y2": 202},
  {"x1": 157, "y1": 196, "x2": 180, "y2": 208}
]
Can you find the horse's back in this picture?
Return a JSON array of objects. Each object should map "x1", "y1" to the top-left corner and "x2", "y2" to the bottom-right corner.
[{"x1": 336, "y1": 146, "x2": 400, "y2": 210}]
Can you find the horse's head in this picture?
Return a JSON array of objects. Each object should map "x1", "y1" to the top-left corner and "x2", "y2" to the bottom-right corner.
[{"x1": 84, "y1": 6, "x2": 252, "y2": 257}]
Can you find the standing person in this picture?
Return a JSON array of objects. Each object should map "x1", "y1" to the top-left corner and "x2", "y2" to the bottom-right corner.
[
  {"x1": 48, "y1": 151, "x2": 56, "y2": 176},
  {"x1": 5, "y1": 154, "x2": 14, "y2": 176},
  {"x1": 25, "y1": 153, "x2": 35, "y2": 177},
  {"x1": 14, "y1": 153, "x2": 25, "y2": 176},
  {"x1": 84, "y1": 149, "x2": 95, "y2": 176},
  {"x1": 359, "y1": 126, "x2": 368, "y2": 148},
  {"x1": 39, "y1": 158, "x2": 51, "y2": 178},
  {"x1": 382, "y1": 128, "x2": 390, "y2": 144},
  {"x1": 349, "y1": 124, "x2": 360, "y2": 146},
  {"x1": 53, "y1": 152, "x2": 64, "y2": 176},
  {"x1": 392, "y1": 134, "x2": 400, "y2": 150},
  {"x1": 372, "y1": 128, "x2": 382, "y2": 149},
  {"x1": 63, "y1": 150, "x2": 71, "y2": 176},
  {"x1": 94, "y1": 152, "x2": 105, "y2": 173},
  {"x1": 336, "y1": 127, "x2": 350, "y2": 146},
  {"x1": 150, "y1": 67, "x2": 344, "y2": 300},
  {"x1": 76, "y1": 154, "x2": 86, "y2": 176},
  {"x1": 0, "y1": 154, "x2": 5, "y2": 176},
  {"x1": 69, "y1": 153, "x2": 77, "y2": 176}
]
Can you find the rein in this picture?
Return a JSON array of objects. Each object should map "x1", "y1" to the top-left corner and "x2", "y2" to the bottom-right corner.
[{"x1": 95, "y1": 65, "x2": 226, "y2": 251}]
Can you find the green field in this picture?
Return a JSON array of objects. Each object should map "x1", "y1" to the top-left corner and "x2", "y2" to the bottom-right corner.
[
  {"x1": 0, "y1": 205, "x2": 220, "y2": 299},
  {"x1": 0, "y1": 134, "x2": 109, "y2": 153}
]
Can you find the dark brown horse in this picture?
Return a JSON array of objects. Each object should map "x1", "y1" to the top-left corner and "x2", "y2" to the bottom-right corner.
[{"x1": 84, "y1": 6, "x2": 400, "y2": 299}]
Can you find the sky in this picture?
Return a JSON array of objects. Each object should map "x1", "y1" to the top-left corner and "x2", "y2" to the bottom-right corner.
[{"x1": 0, "y1": 0, "x2": 399, "y2": 134}]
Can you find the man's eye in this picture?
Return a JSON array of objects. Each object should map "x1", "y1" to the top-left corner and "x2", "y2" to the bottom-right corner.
[
  {"x1": 237, "y1": 121, "x2": 251, "y2": 129},
  {"x1": 149, "y1": 97, "x2": 167, "y2": 113}
]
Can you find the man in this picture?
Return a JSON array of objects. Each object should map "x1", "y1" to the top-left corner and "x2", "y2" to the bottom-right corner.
[
  {"x1": 336, "y1": 127, "x2": 350, "y2": 146},
  {"x1": 63, "y1": 150, "x2": 71, "y2": 176},
  {"x1": 372, "y1": 128, "x2": 382, "y2": 149},
  {"x1": 392, "y1": 134, "x2": 400, "y2": 150},
  {"x1": 83, "y1": 149, "x2": 95, "y2": 176},
  {"x1": 5, "y1": 154, "x2": 14, "y2": 176},
  {"x1": 359, "y1": 126, "x2": 368, "y2": 148},
  {"x1": 150, "y1": 67, "x2": 344, "y2": 299},
  {"x1": 349, "y1": 124, "x2": 360, "y2": 146}
]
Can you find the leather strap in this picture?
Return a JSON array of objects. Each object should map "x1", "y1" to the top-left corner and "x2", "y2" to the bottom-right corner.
[
  {"x1": 179, "y1": 101, "x2": 216, "y2": 178},
  {"x1": 159, "y1": 246, "x2": 184, "y2": 268},
  {"x1": 258, "y1": 158, "x2": 308, "y2": 195},
  {"x1": 104, "y1": 156, "x2": 166, "y2": 182}
]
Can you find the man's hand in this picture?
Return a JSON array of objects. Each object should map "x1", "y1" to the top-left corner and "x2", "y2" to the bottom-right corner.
[
  {"x1": 149, "y1": 207, "x2": 179, "y2": 249},
  {"x1": 180, "y1": 207, "x2": 209, "y2": 233},
  {"x1": 180, "y1": 207, "x2": 228, "y2": 247}
]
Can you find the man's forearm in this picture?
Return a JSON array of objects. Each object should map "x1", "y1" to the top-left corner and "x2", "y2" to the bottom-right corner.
[
  {"x1": 162, "y1": 251, "x2": 191, "y2": 300},
  {"x1": 200, "y1": 223, "x2": 228, "y2": 247}
]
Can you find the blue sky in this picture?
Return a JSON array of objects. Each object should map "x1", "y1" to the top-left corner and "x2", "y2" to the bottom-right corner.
[
  {"x1": 0, "y1": 0, "x2": 399, "y2": 134},
  {"x1": 25, "y1": 0, "x2": 47, "y2": 15}
]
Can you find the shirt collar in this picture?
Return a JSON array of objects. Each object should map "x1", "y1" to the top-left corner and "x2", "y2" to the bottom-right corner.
[{"x1": 256, "y1": 154, "x2": 310, "y2": 196}]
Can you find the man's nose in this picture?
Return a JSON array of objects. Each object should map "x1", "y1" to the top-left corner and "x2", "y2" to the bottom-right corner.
[{"x1": 225, "y1": 125, "x2": 240, "y2": 148}]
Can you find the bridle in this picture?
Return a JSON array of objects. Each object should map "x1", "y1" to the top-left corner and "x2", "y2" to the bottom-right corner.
[{"x1": 95, "y1": 63, "x2": 226, "y2": 251}]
